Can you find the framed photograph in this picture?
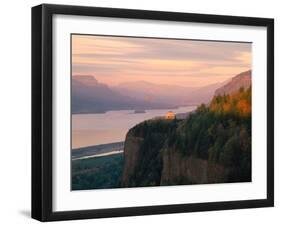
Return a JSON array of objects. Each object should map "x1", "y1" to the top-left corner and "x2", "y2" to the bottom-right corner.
[{"x1": 32, "y1": 4, "x2": 274, "y2": 221}]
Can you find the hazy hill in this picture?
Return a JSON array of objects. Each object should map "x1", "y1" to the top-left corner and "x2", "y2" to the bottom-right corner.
[
  {"x1": 73, "y1": 75, "x2": 99, "y2": 86},
  {"x1": 114, "y1": 80, "x2": 224, "y2": 106},
  {"x1": 182, "y1": 82, "x2": 226, "y2": 104},
  {"x1": 114, "y1": 81, "x2": 197, "y2": 98},
  {"x1": 72, "y1": 75, "x2": 174, "y2": 114},
  {"x1": 215, "y1": 70, "x2": 251, "y2": 96}
]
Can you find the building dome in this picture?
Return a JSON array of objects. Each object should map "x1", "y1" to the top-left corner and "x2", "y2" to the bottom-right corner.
[{"x1": 166, "y1": 111, "x2": 175, "y2": 120}]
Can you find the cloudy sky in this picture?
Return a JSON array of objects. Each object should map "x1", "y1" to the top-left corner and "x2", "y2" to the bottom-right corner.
[{"x1": 72, "y1": 35, "x2": 251, "y2": 87}]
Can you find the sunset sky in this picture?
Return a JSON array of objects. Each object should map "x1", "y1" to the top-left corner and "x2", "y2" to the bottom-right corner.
[{"x1": 72, "y1": 35, "x2": 251, "y2": 87}]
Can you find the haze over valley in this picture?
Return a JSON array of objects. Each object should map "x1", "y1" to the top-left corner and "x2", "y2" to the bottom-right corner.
[{"x1": 72, "y1": 75, "x2": 228, "y2": 114}]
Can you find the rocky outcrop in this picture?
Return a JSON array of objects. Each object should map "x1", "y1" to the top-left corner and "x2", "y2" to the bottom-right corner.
[
  {"x1": 121, "y1": 136, "x2": 227, "y2": 187},
  {"x1": 121, "y1": 133, "x2": 143, "y2": 187}
]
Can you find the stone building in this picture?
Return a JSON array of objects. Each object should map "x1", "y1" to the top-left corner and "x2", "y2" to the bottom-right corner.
[{"x1": 166, "y1": 111, "x2": 175, "y2": 120}]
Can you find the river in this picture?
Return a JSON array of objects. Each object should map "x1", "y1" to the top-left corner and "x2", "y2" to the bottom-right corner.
[{"x1": 72, "y1": 105, "x2": 196, "y2": 149}]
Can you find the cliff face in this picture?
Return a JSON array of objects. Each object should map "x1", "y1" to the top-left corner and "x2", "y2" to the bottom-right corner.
[
  {"x1": 121, "y1": 133, "x2": 143, "y2": 187},
  {"x1": 121, "y1": 135, "x2": 227, "y2": 187},
  {"x1": 161, "y1": 149, "x2": 226, "y2": 185},
  {"x1": 122, "y1": 119, "x2": 172, "y2": 187}
]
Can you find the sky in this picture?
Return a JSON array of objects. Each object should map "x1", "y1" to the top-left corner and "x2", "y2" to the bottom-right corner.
[{"x1": 72, "y1": 35, "x2": 251, "y2": 87}]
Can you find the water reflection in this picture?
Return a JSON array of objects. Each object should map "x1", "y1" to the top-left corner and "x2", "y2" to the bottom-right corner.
[{"x1": 72, "y1": 106, "x2": 196, "y2": 149}]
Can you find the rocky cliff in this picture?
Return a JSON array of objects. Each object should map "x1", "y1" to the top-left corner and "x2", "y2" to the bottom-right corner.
[
  {"x1": 121, "y1": 124, "x2": 229, "y2": 187},
  {"x1": 122, "y1": 119, "x2": 173, "y2": 187},
  {"x1": 121, "y1": 134, "x2": 144, "y2": 187},
  {"x1": 160, "y1": 149, "x2": 226, "y2": 185}
]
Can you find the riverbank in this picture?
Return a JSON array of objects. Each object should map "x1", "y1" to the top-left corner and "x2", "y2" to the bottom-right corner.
[{"x1": 72, "y1": 141, "x2": 124, "y2": 160}]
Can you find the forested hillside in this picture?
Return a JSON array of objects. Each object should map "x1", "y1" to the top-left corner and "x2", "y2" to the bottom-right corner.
[{"x1": 122, "y1": 87, "x2": 252, "y2": 187}]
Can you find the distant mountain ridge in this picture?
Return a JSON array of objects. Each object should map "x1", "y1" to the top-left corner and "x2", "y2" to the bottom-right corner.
[
  {"x1": 114, "y1": 80, "x2": 224, "y2": 106},
  {"x1": 74, "y1": 75, "x2": 99, "y2": 86},
  {"x1": 72, "y1": 75, "x2": 174, "y2": 114},
  {"x1": 215, "y1": 70, "x2": 251, "y2": 96},
  {"x1": 72, "y1": 70, "x2": 251, "y2": 114}
]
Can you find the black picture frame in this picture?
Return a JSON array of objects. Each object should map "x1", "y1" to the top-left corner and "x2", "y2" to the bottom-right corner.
[{"x1": 32, "y1": 4, "x2": 274, "y2": 222}]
